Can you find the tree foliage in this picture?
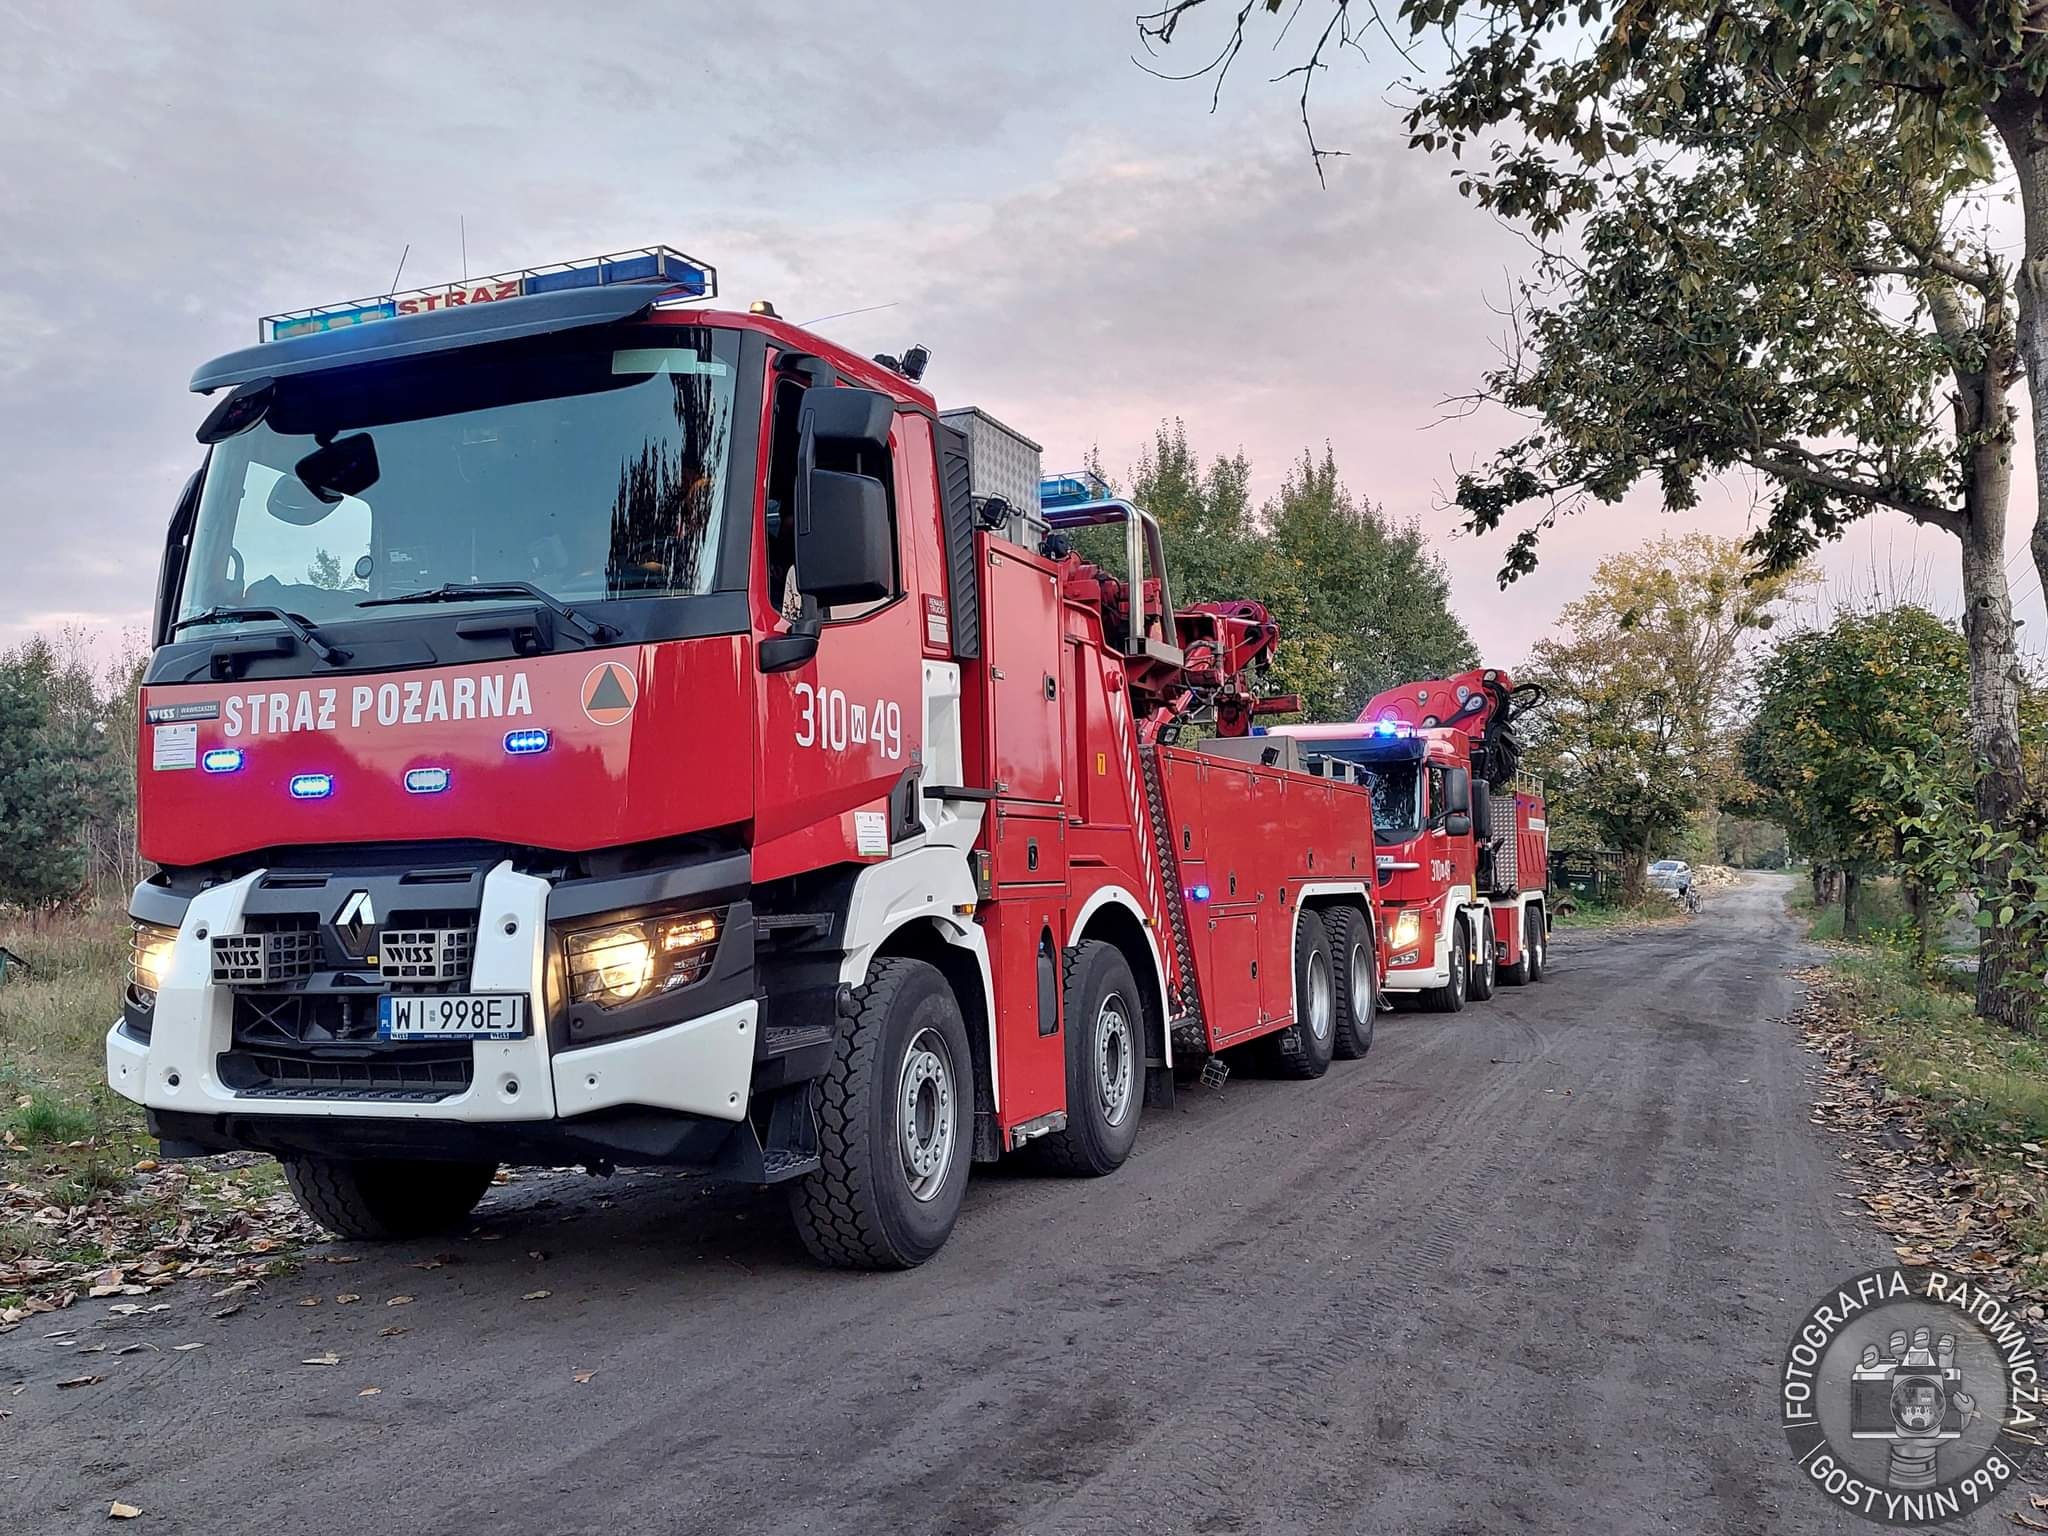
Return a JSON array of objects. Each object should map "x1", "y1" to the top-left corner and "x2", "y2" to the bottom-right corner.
[
  {"x1": 1106, "y1": 421, "x2": 1477, "y2": 719},
  {"x1": 1747, "y1": 607, "x2": 1971, "y2": 933},
  {"x1": 1523, "y1": 533, "x2": 1805, "y2": 883}
]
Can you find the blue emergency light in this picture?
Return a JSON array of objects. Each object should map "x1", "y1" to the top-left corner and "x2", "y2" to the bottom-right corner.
[
  {"x1": 504, "y1": 728, "x2": 551, "y2": 756},
  {"x1": 261, "y1": 247, "x2": 717, "y2": 342},
  {"x1": 289, "y1": 773, "x2": 333, "y2": 800},
  {"x1": 404, "y1": 767, "x2": 451, "y2": 795},
  {"x1": 1039, "y1": 470, "x2": 1114, "y2": 511},
  {"x1": 202, "y1": 748, "x2": 244, "y2": 774}
]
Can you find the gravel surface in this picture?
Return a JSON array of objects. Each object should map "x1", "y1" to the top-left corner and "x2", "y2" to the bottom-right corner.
[{"x1": 4, "y1": 872, "x2": 1892, "y2": 1534}]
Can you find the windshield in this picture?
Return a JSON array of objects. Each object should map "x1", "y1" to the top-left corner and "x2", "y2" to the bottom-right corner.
[
  {"x1": 177, "y1": 327, "x2": 739, "y2": 631},
  {"x1": 1367, "y1": 761, "x2": 1423, "y2": 841}
]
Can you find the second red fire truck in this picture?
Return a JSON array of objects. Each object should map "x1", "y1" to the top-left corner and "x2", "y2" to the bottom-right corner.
[
  {"x1": 1267, "y1": 671, "x2": 1551, "y2": 1010},
  {"x1": 110, "y1": 248, "x2": 1389, "y2": 1268}
]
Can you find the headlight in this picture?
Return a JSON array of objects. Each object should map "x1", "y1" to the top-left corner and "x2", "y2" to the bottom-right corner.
[
  {"x1": 563, "y1": 909, "x2": 722, "y2": 1009},
  {"x1": 129, "y1": 921, "x2": 178, "y2": 1003},
  {"x1": 1389, "y1": 910, "x2": 1422, "y2": 952}
]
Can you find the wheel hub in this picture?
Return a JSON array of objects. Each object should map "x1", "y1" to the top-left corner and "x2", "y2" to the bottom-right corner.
[
  {"x1": 898, "y1": 1028, "x2": 956, "y2": 1202},
  {"x1": 1305, "y1": 948, "x2": 1333, "y2": 1041},
  {"x1": 1097, "y1": 995, "x2": 1135, "y2": 1127}
]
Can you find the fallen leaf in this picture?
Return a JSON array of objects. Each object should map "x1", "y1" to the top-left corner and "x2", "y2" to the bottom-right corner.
[
  {"x1": 358, "y1": 1386, "x2": 381, "y2": 1397},
  {"x1": 114, "y1": 1343, "x2": 155, "y2": 1356},
  {"x1": 335, "y1": 1295, "x2": 360, "y2": 1305},
  {"x1": 109, "y1": 1501, "x2": 142, "y2": 1519},
  {"x1": 377, "y1": 1326, "x2": 408, "y2": 1339},
  {"x1": 211, "y1": 1304, "x2": 242, "y2": 1321},
  {"x1": 296, "y1": 1297, "x2": 320, "y2": 1308},
  {"x1": 173, "y1": 1343, "x2": 205, "y2": 1352},
  {"x1": 385, "y1": 1295, "x2": 413, "y2": 1307},
  {"x1": 301, "y1": 1351, "x2": 340, "y2": 1367},
  {"x1": 522, "y1": 1290, "x2": 551, "y2": 1301},
  {"x1": 2011, "y1": 1513, "x2": 2048, "y2": 1533},
  {"x1": 573, "y1": 1369, "x2": 595, "y2": 1384},
  {"x1": 58, "y1": 1374, "x2": 102, "y2": 1388}
]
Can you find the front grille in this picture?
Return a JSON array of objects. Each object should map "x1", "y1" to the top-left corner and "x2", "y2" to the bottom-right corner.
[
  {"x1": 233, "y1": 992, "x2": 378, "y2": 1047},
  {"x1": 211, "y1": 929, "x2": 318, "y2": 986},
  {"x1": 217, "y1": 1047, "x2": 472, "y2": 1102}
]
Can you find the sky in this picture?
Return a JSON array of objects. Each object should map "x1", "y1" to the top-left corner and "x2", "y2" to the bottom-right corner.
[{"x1": 3, "y1": 0, "x2": 2042, "y2": 671}]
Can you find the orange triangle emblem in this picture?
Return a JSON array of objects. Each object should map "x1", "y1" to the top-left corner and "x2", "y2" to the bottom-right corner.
[{"x1": 581, "y1": 661, "x2": 638, "y2": 726}]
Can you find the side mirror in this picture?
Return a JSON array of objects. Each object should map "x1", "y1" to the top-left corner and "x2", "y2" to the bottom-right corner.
[
  {"x1": 801, "y1": 385, "x2": 893, "y2": 458},
  {"x1": 1445, "y1": 811, "x2": 1473, "y2": 838},
  {"x1": 794, "y1": 469, "x2": 892, "y2": 605},
  {"x1": 1445, "y1": 767, "x2": 1472, "y2": 815}
]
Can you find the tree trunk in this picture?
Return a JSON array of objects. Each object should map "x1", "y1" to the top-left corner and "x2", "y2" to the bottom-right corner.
[
  {"x1": 1957, "y1": 426, "x2": 2029, "y2": 1027},
  {"x1": 1811, "y1": 863, "x2": 1827, "y2": 906},
  {"x1": 1842, "y1": 869, "x2": 1863, "y2": 939},
  {"x1": 1902, "y1": 878, "x2": 1930, "y2": 965},
  {"x1": 1995, "y1": 113, "x2": 2048, "y2": 627}
]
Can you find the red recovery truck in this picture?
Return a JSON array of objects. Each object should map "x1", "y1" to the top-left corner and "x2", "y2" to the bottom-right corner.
[
  {"x1": 1265, "y1": 669, "x2": 1549, "y2": 1010},
  {"x1": 109, "y1": 247, "x2": 1382, "y2": 1268}
]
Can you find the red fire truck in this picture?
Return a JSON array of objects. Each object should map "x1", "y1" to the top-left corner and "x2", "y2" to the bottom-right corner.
[
  {"x1": 109, "y1": 248, "x2": 1382, "y2": 1268},
  {"x1": 1266, "y1": 670, "x2": 1550, "y2": 1010}
]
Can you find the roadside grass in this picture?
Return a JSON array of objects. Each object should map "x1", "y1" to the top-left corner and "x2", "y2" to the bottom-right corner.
[
  {"x1": 0, "y1": 908, "x2": 310, "y2": 1320},
  {"x1": 1793, "y1": 869, "x2": 2048, "y2": 1277},
  {"x1": 1553, "y1": 891, "x2": 1688, "y2": 930},
  {"x1": 0, "y1": 908, "x2": 152, "y2": 1193}
]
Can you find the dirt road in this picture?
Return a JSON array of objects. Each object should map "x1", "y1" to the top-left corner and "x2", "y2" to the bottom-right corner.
[{"x1": 6, "y1": 873, "x2": 1891, "y2": 1534}]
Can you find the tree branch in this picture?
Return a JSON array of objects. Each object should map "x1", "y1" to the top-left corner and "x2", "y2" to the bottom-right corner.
[{"x1": 1744, "y1": 450, "x2": 1967, "y2": 534}]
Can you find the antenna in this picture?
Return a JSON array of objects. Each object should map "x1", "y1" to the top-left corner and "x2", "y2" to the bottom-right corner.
[
  {"x1": 386, "y1": 243, "x2": 410, "y2": 296},
  {"x1": 799, "y1": 300, "x2": 899, "y2": 327},
  {"x1": 459, "y1": 216, "x2": 468, "y2": 281}
]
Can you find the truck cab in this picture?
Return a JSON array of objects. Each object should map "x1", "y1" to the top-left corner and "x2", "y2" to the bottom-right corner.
[{"x1": 1266, "y1": 669, "x2": 1550, "y2": 1010}]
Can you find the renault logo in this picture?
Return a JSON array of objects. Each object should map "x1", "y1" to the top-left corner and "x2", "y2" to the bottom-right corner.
[{"x1": 335, "y1": 890, "x2": 378, "y2": 958}]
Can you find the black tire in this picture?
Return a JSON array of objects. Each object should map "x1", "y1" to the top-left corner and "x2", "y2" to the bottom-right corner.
[
  {"x1": 1327, "y1": 905, "x2": 1377, "y2": 1061},
  {"x1": 1037, "y1": 941, "x2": 1146, "y2": 1175},
  {"x1": 1420, "y1": 916, "x2": 1470, "y2": 1014},
  {"x1": 1469, "y1": 911, "x2": 1498, "y2": 1001},
  {"x1": 1263, "y1": 910, "x2": 1337, "y2": 1079},
  {"x1": 280, "y1": 1156, "x2": 495, "y2": 1241},
  {"x1": 1500, "y1": 905, "x2": 1533, "y2": 986},
  {"x1": 1528, "y1": 905, "x2": 1549, "y2": 982},
  {"x1": 789, "y1": 956, "x2": 972, "y2": 1269}
]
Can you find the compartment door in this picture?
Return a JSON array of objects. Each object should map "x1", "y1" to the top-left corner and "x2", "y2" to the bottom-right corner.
[{"x1": 983, "y1": 548, "x2": 1065, "y2": 804}]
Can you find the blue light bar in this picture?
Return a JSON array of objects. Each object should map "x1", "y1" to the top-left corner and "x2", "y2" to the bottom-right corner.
[
  {"x1": 268, "y1": 301, "x2": 397, "y2": 340},
  {"x1": 259, "y1": 246, "x2": 716, "y2": 341},
  {"x1": 202, "y1": 748, "x2": 244, "y2": 774},
  {"x1": 1186, "y1": 884, "x2": 1212, "y2": 902},
  {"x1": 289, "y1": 773, "x2": 333, "y2": 800},
  {"x1": 404, "y1": 766, "x2": 451, "y2": 795},
  {"x1": 504, "y1": 728, "x2": 551, "y2": 756},
  {"x1": 1039, "y1": 470, "x2": 1114, "y2": 511}
]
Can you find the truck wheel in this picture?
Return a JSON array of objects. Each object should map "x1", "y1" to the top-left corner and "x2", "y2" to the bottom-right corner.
[
  {"x1": 1037, "y1": 941, "x2": 1145, "y2": 1175},
  {"x1": 280, "y1": 1156, "x2": 495, "y2": 1241},
  {"x1": 1500, "y1": 907, "x2": 1533, "y2": 986},
  {"x1": 1528, "y1": 907, "x2": 1549, "y2": 982},
  {"x1": 1264, "y1": 910, "x2": 1337, "y2": 1079},
  {"x1": 1420, "y1": 916, "x2": 1470, "y2": 1014},
  {"x1": 1327, "y1": 905, "x2": 1377, "y2": 1060},
  {"x1": 790, "y1": 956, "x2": 972, "y2": 1269},
  {"x1": 1469, "y1": 913, "x2": 1498, "y2": 1001}
]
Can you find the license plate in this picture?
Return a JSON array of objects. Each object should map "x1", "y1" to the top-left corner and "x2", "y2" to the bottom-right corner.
[{"x1": 376, "y1": 994, "x2": 526, "y2": 1040}]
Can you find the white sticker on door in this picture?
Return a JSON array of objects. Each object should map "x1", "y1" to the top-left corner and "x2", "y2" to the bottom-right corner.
[
  {"x1": 152, "y1": 722, "x2": 198, "y2": 770},
  {"x1": 854, "y1": 810, "x2": 889, "y2": 856}
]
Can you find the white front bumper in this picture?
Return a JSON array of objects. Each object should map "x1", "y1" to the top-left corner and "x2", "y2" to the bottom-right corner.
[{"x1": 107, "y1": 864, "x2": 753, "y2": 1126}]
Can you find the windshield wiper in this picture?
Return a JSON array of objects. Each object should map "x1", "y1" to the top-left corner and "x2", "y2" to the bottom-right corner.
[
  {"x1": 358, "y1": 582, "x2": 618, "y2": 644},
  {"x1": 169, "y1": 605, "x2": 350, "y2": 665}
]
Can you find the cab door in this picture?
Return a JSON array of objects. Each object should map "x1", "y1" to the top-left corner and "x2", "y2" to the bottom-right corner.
[{"x1": 752, "y1": 374, "x2": 927, "y2": 879}]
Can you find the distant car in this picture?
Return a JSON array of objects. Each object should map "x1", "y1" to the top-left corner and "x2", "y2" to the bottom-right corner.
[{"x1": 1648, "y1": 859, "x2": 1693, "y2": 894}]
